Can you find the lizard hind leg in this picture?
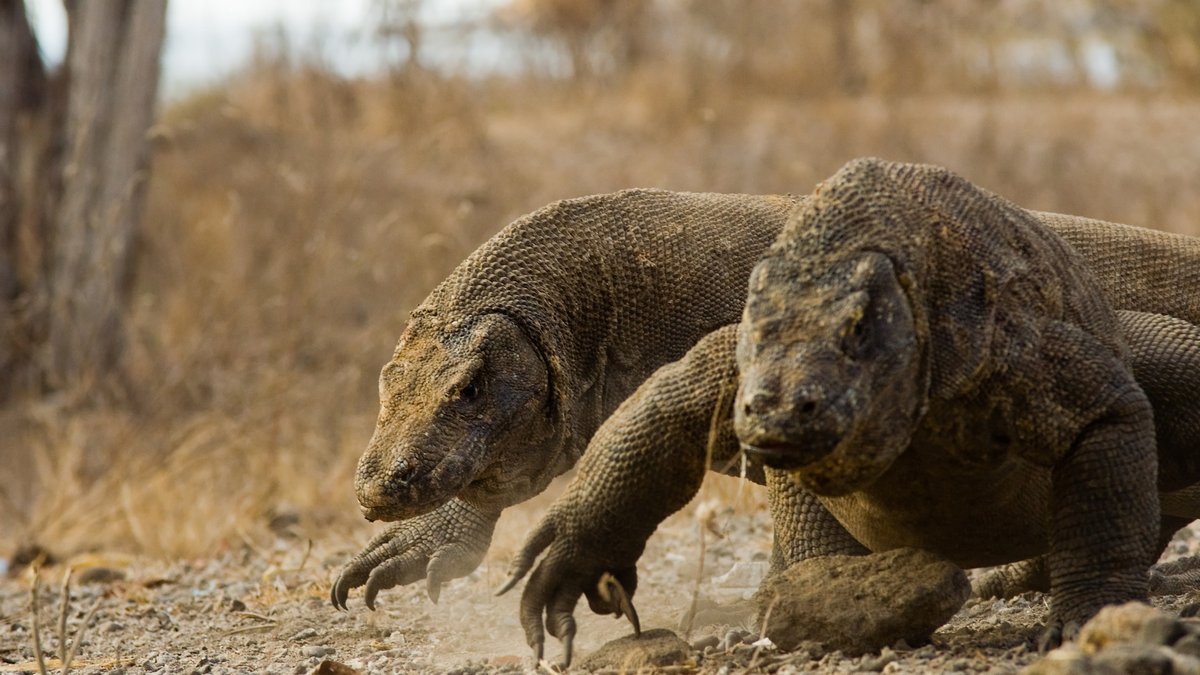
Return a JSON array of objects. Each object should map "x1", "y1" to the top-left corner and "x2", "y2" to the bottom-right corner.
[
  {"x1": 1118, "y1": 310, "x2": 1200, "y2": 493},
  {"x1": 973, "y1": 515, "x2": 1194, "y2": 600}
]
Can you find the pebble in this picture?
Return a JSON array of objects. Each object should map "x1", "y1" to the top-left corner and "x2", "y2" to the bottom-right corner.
[
  {"x1": 861, "y1": 647, "x2": 898, "y2": 671},
  {"x1": 301, "y1": 645, "x2": 334, "y2": 657},
  {"x1": 1027, "y1": 602, "x2": 1200, "y2": 673},
  {"x1": 290, "y1": 628, "x2": 319, "y2": 642}
]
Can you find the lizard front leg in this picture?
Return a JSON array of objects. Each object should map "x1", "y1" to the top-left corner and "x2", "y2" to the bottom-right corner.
[
  {"x1": 499, "y1": 326, "x2": 740, "y2": 666},
  {"x1": 976, "y1": 310, "x2": 1200, "y2": 602},
  {"x1": 331, "y1": 498, "x2": 500, "y2": 609},
  {"x1": 1028, "y1": 323, "x2": 1159, "y2": 649}
]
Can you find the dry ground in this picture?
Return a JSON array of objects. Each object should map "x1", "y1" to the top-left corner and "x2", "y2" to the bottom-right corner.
[{"x1": 4, "y1": 473, "x2": 1200, "y2": 674}]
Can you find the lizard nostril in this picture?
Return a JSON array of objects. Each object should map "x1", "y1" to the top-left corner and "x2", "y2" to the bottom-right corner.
[{"x1": 394, "y1": 459, "x2": 414, "y2": 486}]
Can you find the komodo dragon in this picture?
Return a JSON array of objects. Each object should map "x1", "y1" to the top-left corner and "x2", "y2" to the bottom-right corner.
[
  {"x1": 502, "y1": 158, "x2": 1200, "y2": 663},
  {"x1": 330, "y1": 189, "x2": 799, "y2": 609}
]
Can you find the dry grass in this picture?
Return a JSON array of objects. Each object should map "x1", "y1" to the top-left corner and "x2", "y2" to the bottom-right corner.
[{"x1": 2, "y1": 28, "x2": 1200, "y2": 562}]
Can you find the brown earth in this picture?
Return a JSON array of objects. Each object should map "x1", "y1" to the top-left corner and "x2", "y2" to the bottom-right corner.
[{"x1": 4, "y1": 474, "x2": 1199, "y2": 674}]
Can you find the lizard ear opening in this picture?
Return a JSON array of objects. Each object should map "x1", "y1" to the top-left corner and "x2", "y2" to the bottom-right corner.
[{"x1": 473, "y1": 312, "x2": 559, "y2": 419}]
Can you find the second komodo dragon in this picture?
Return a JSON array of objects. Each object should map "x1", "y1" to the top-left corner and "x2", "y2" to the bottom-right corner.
[{"x1": 503, "y1": 158, "x2": 1200, "y2": 662}]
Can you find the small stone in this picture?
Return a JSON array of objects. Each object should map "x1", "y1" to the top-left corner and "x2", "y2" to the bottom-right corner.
[
  {"x1": 1174, "y1": 633, "x2": 1200, "y2": 659},
  {"x1": 290, "y1": 628, "x2": 319, "y2": 642},
  {"x1": 1078, "y1": 602, "x2": 1180, "y2": 654},
  {"x1": 691, "y1": 635, "x2": 720, "y2": 651},
  {"x1": 1137, "y1": 614, "x2": 1187, "y2": 646},
  {"x1": 229, "y1": 599, "x2": 247, "y2": 612},
  {"x1": 1090, "y1": 643, "x2": 1174, "y2": 674},
  {"x1": 1019, "y1": 645, "x2": 1087, "y2": 674},
  {"x1": 1173, "y1": 652, "x2": 1200, "y2": 674},
  {"x1": 577, "y1": 628, "x2": 695, "y2": 670},
  {"x1": 76, "y1": 566, "x2": 126, "y2": 584},
  {"x1": 861, "y1": 647, "x2": 898, "y2": 671},
  {"x1": 301, "y1": 646, "x2": 333, "y2": 658},
  {"x1": 721, "y1": 629, "x2": 745, "y2": 651},
  {"x1": 305, "y1": 661, "x2": 361, "y2": 675},
  {"x1": 755, "y1": 548, "x2": 970, "y2": 655}
]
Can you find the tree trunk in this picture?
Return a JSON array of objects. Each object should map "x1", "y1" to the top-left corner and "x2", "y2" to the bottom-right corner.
[
  {"x1": 0, "y1": 0, "x2": 48, "y2": 401},
  {"x1": 0, "y1": 0, "x2": 166, "y2": 402}
]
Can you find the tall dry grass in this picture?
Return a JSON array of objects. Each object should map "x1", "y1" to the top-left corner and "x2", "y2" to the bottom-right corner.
[{"x1": 3, "y1": 14, "x2": 1200, "y2": 561}]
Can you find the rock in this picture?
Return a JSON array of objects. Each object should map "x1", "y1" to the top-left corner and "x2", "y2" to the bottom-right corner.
[
  {"x1": 860, "y1": 647, "x2": 898, "y2": 671},
  {"x1": 1025, "y1": 602, "x2": 1200, "y2": 674},
  {"x1": 754, "y1": 548, "x2": 970, "y2": 655},
  {"x1": 577, "y1": 628, "x2": 695, "y2": 671},
  {"x1": 720, "y1": 629, "x2": 751, "y2": 651},
  {"x1": 1078, "y1": 603, "x2": 1184, "y2": 654},
  {"x1": 76, "y1": 566, "x2": 126, "y2": 584},
  {"x1": 306, "y1": 661, "x2": 360, "y2": 675},
  {"x1": 1175, "y1": 634, "x2": 1200, "y2": 659},
  {"x1": 290, "y1": 628, "x2": 319, "y2": 642}
]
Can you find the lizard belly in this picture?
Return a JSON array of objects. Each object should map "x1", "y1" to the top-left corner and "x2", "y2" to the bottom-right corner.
[{"x1": 818, "y1": 446, "x2": 1053, "y2": 569}]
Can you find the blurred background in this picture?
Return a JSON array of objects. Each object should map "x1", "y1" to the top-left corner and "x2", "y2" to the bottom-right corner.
[{"x1": 2, "y1": 0, "x2": 1199, "y2": 562}]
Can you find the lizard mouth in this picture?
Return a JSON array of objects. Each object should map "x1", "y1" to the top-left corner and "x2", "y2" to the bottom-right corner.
[
  {"x1": 356, "y1": 441, "x2": 490, "y2": 522},
  {"x1": 744, "y1": 433, "x2": 842, "y2": 470}
]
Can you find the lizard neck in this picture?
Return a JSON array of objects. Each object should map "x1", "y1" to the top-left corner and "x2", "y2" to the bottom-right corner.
[{"x1": 428, "y1": 189, "x2": 797, "y2": 461}]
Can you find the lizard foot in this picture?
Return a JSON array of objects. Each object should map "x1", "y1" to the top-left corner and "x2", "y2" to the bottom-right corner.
[
  {"x1": 1037, "y1": 619, "x2": 1082, "y2": 654},
  {"x1": 497, "y1": 509, "x2": 642, "y2": 667},
  {"x1": 1149, "y1": 556, "x2": 1200, "y2": 596},
  {"x1": 330, "y1": 498, "x2": 498, "y2": 610}
]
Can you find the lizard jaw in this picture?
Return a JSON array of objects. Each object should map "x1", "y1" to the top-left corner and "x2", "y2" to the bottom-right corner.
[{"x1": 742, "y1": 435, "x2": 841, "y2": 470}]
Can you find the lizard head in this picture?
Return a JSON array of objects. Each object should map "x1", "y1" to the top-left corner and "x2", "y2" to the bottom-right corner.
[
  {"x1": 353, "y1": 312, "x2": 555, "y2": 521},
  {"x1": 734, "y1": 251, "x2": 925, "y2": 495}
]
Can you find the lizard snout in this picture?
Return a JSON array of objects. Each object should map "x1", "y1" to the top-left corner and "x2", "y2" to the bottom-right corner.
[{"x1": 735, "y1": 371, "x2": 846, "y2": 469}]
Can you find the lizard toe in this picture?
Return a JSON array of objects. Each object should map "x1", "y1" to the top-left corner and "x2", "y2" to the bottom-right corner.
[{"x1": 364, "y1": 548, "x2": 429, "y2": 610}]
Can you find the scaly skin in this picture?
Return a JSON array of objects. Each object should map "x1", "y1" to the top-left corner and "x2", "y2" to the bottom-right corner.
[
  {"x1": 332, "y1": 189, "x2": 794, "y2": 608},
  {"x1": 506, "y1": 160, "x2": 1200, "y2": 663}
]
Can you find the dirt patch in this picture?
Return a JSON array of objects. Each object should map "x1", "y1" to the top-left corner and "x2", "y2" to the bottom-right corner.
[{"x1": 3, "y1": 495, "x2": 1198, "y2": 674}]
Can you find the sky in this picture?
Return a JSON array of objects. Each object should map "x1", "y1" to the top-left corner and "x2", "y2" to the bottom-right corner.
[
  {"x1": 24, "y1": 0, "x2": 507, "y2": 98},
  {"x1": 23, "y1": 1, "x2": 1124, "y2": 94}
]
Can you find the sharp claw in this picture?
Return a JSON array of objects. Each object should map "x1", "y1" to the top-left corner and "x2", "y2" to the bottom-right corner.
[
  {"x1": 599, "y1": 572, "x2": 641, "y2": 636},
  {"x1": 563, "y1": 630, "x2": 574, "y2": 667},
  {"x1": 331, "y1": 576, "x2": 349, "y2": 610},
  {"x1": 496, "y1": 573, "x2": 521, "y2": 596},
  {"x1": 427, "y1": 577, "x2": 442, "y2": 604},
  {"x1": 364, "y1": 581, "x2": 379, "y2": 611},
  {"x1": 625, "y1": 597, "x2": 642, "y2": 637},
  {"x1": 533, "y1": 638, "x2": 544, "y2": 663},
  {"x1": 1038, "y1": 623, "x2": 1063, "y2": 654}
]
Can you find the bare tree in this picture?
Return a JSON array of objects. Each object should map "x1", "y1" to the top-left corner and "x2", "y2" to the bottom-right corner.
[{"x1": 0, "y1": 0, "x2": 166, "y2": 403}]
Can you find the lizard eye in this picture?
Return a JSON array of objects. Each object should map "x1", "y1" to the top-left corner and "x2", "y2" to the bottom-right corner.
[
  {"x1": 841, "y1": 317, "x2": 867, "y2": 357},
  {"x1": 458, "y1": 380, "x2": 479, "y2": 402}
]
